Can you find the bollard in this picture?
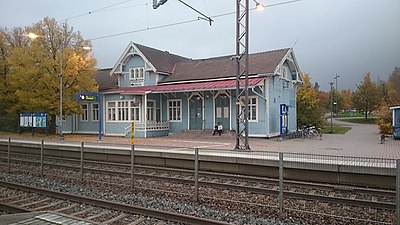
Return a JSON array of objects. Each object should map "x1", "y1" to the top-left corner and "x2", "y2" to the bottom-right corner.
[
  {"x1": 279, "y1": 152, "x2": 284, "y2": 217},
  {"x1": 40, "y1": 139, "x2": 44, "y2": 177},
  {"x1": 131, "y1": 144, "x2": 135, "y2": 191},
  {"x1": 194, "y1": 148, "x2": 199, "y2": 202},
  {"x1": 380, "y1": 133, "x2": 386, "y2": 144},
  {"x1": 319, "y1": 128, "x2": 323, "y2": 140},
  {"x1": 80, "y1": 142, "x2": 84, "y2": 182},
  {"x1": 7, "y1": 137, "x2": 11, "y2": 172},
  {"x1": 396, "y1": 160, "x2": 400, "y2": 225}
]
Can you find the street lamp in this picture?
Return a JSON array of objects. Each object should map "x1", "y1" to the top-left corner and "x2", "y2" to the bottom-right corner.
[
  {"x1": 253, "y1": 0, "x2": 265, "y2": 10},
  {"x1": 334, "y1": 74, "x2": 340, "y2": 116},
  {"x1": 329, "y1": 82, "x2": 334, "y2": 133}
]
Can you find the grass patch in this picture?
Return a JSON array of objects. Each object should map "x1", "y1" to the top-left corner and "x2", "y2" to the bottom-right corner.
[
  {"x1": 335, "y1": 112, "x2": 366, "y2": 118},
  {"x1": 336, "y1": 117, "x2": 376, "y2": 124},
  {"x1": 322, "y1": 125, "x2": 351, "y2": 134}
]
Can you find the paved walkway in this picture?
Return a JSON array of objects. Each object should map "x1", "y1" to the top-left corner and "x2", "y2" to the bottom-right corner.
[{"x1": 1, "y1": 119, "x2": 399, "y2": 159}]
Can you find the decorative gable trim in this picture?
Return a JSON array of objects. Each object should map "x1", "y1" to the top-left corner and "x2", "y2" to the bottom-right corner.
[
  {"x1": 110, "y1": 42, "x2": 157, "y2": 76},
  {"x1": 274, "y1": 48, "x2": 302, "y2": 83}
]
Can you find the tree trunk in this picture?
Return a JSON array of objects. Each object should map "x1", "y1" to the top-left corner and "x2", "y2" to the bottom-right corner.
[{"x1": 48, "y1": 114, "x2": 57, "y2": 134}]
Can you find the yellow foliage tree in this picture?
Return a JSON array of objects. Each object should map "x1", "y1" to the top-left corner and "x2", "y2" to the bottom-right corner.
[
  {"x1": 296, "y1": 73, "x2": 324, "y2": 128},
  {"x1": 375, "y1": 100, "x2": 392, "y2": 134},
  {"x1": 5, "y1": 17, "x2": 98, "y2": 131}
]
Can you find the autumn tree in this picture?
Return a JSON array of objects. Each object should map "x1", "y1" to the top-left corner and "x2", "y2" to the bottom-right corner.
[
  {"x1": 296, "y1": 73, "x2": 325, "y2": 128},
  {"x1": 339, "y1": 89, "x2": 353, "y2": 113},
  {"x1": 0, "y1": 27, "x2": 31, "y2": 130},
  {"x1": 352, "y1": 73, "x2": 381, "y2": 119},
  {"x1": 387, "y1": 67, "x2": 400, "y2": 105},
  {"x1": 317, "y1": 91, "x2": 330, "y2": 113},
  {"x1": 4, "y1": 17, "x2": 98, "y2": 132},
  {"x1": 375, "y1": 100, "x2": 392, "y2": 134}
]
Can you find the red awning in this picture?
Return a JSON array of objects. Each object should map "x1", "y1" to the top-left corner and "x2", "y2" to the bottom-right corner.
[{"x1": 113, "y1": 78, "x2": 264, "y2": 95}]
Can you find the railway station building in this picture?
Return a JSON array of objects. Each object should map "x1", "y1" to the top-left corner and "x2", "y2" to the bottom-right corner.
[{"x1": 64, "y1": 42, "x2": 302, "y2": 138}]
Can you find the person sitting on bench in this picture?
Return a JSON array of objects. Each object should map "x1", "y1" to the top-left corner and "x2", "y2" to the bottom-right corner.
[{"x1": 213, "y1": 122, "x2": 223, "y2": 136}]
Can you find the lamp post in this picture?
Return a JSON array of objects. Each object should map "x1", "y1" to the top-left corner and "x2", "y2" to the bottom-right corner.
[
  {"x1": 59, "y1": 43, "x2": 64, "y2": 140},
  {"x1": 329, "y1": 82, "x2": 334, "y2": 133},
  {"x1": 334, "y1": 74, "x2": 340, "y2": 117}
]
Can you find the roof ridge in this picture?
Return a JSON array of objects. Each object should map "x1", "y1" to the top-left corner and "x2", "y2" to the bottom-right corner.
[
  {"x1": 188, "y1": 48, "x2": 291, "y2": 62},
  {"x1": 133, "y1": 42, "x2": 190, "y2": 60}
]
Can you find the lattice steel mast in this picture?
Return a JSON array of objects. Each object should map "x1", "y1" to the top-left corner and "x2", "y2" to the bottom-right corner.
[{"x1": 234, "y1": 0, "x2": 250, "y2": 150}]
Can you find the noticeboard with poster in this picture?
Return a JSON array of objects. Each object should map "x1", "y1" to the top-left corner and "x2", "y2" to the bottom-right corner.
[{"x1": 20, "y1": 113, "x2": 47, "y2": 128}]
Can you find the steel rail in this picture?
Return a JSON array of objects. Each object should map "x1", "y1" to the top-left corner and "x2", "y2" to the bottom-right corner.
[
  {"x1": 2, "y1": 153, "x2": 396, "y2": 210},
  {"x1": 18, "y1": 162, "x2": 395, "y2": 211},
  {"x1": 1, "y1": 155, "x2": 396, "y2": 210},
  {"x1": 0, "y1": 181, "x2": 231, "y2": 225},
  {"x1": 0, "y1": 202, "x2": 31, "y2": 214},
  {"x1": 1, "y1": 153, "x2": 396, "y2": 198}
]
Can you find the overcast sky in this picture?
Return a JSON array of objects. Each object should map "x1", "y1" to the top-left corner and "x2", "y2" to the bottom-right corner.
[{"x1": 1, "y1": 0, "x2": 399, "y2": 91}]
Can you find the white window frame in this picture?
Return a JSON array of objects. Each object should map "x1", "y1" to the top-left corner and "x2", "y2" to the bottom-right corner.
[
  {"x1": 118, "y1": 100, "x2": 130, "y2": 121},
  {"x1": 80, "y1": 104, "x2": 88, "y2": 122},
  {"x1": 130, "y1": 100, "x2": 140, "y2": 122},
  {"x1": 129, "y1": 67, "x2": 144, "y2": 79},
  {"x1": 107, "y1": 100, "x2": 144, "y2": 122},
  {"x1": 107, "y1": 102, "x2": 117, "y2": 121},
  {"x1": 240, "y1": 96, "x2": 258, "y2": 122},
  {"x1": 147, "y1": 100, "x2": 156, "y2": 121},
  {"x1": 168, "y1": 99, "x2": 182, "y2": 122},
  {"x1": 91, "y1": 103, "x2": 99, "y2": 122},
  {"x1": 129, "y1": 67, "x2": 145, "y2": 86}
]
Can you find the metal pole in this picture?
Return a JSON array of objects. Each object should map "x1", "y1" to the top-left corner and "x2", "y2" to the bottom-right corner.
[
  {"x1": 98, "y1": 93, "x2": 102, "y2": 141},
  {"x1": 279, "y1": 152, "x2": 284, "y2": 216},
  {"x1": 40, "y1": 139, "x2": 44, "y2": 177},
  {"x1": 194, "y1": 148, "x2": 199, "y2": 202},
  {"x1": 59, "y1": 41, "x2": 64, "y2": 140},
  {"x1": 334, "y1": 74, "x2": 340, "y2": 116},
  {"x1": 7, "y1": 137, "x2": 11, "y2": 172},
  {"x1": 131, "y1": 121, "x2": 135, "y2": 191},
  {"x1": 329, "y1": 82, "x2": 334, "y2": 133},
  {"x1": 131, "y1": 144, "x2": 135, "y2": 191},
  {"x1": 80, "y1": 142, "x2": 84, "y2": 182},
  {"x1": 396, "y1": 159, "x2": 400, "y2": 224}
]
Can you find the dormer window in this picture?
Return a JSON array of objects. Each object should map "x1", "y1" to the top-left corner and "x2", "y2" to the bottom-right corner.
[
  {"x1": 130, "y1": 67, "x2": 144, "y2": 79},
  {"x1": 129, "y1": 67, "x2": 145, "y2": 86},
  {"x1": 282, "y1": 65, "x2": 289, "y2": 79}
]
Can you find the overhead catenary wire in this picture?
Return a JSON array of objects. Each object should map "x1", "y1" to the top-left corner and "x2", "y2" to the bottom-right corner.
[
  {"x1": 60, "y1": 0, "x2": 146, "y2": 22},
  {"x1": 88, "y1": 0, "x2": 302, "y2": 41}
]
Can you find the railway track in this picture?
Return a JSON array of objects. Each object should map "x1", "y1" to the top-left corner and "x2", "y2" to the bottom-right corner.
[
  {"x1": 0, "y1": 152, "x2": 395, "y2": 210},
  {"x1": 0, "y1": 149, "x2": 396, "y2": 224},
  {"x1": 0, "y1": 180, "x2": 230, "y2": 225}
]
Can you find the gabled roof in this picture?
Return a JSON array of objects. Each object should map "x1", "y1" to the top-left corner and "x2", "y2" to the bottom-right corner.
[
  {"x1": 101, "y1": 43, "x2": 301, "y2": 93},
  {"x1": 135, "y1": 43, "x2": 190, "y2": 74},
  {"x1": 160, "y1": 48, "x2": 290, "y2": 84},
  {"x1": 110, "y1": 42, "x2": 190, "y2": 75},
  {"x1": 94, "y1": 68, "x2": 117, "y2": 91}
]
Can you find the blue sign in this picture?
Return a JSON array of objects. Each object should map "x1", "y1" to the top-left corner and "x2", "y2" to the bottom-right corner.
[{"x1": 77, "y1": 93, "x2": 97, "y2": 101}]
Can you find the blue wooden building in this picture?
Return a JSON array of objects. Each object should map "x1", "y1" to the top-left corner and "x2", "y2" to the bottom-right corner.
[
  {"x1": 63, "y1": 42, "x2": 303, "y2": 138},
  {"x1": 390, "y1": 105, "x2": 400, "y2": 140}
]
